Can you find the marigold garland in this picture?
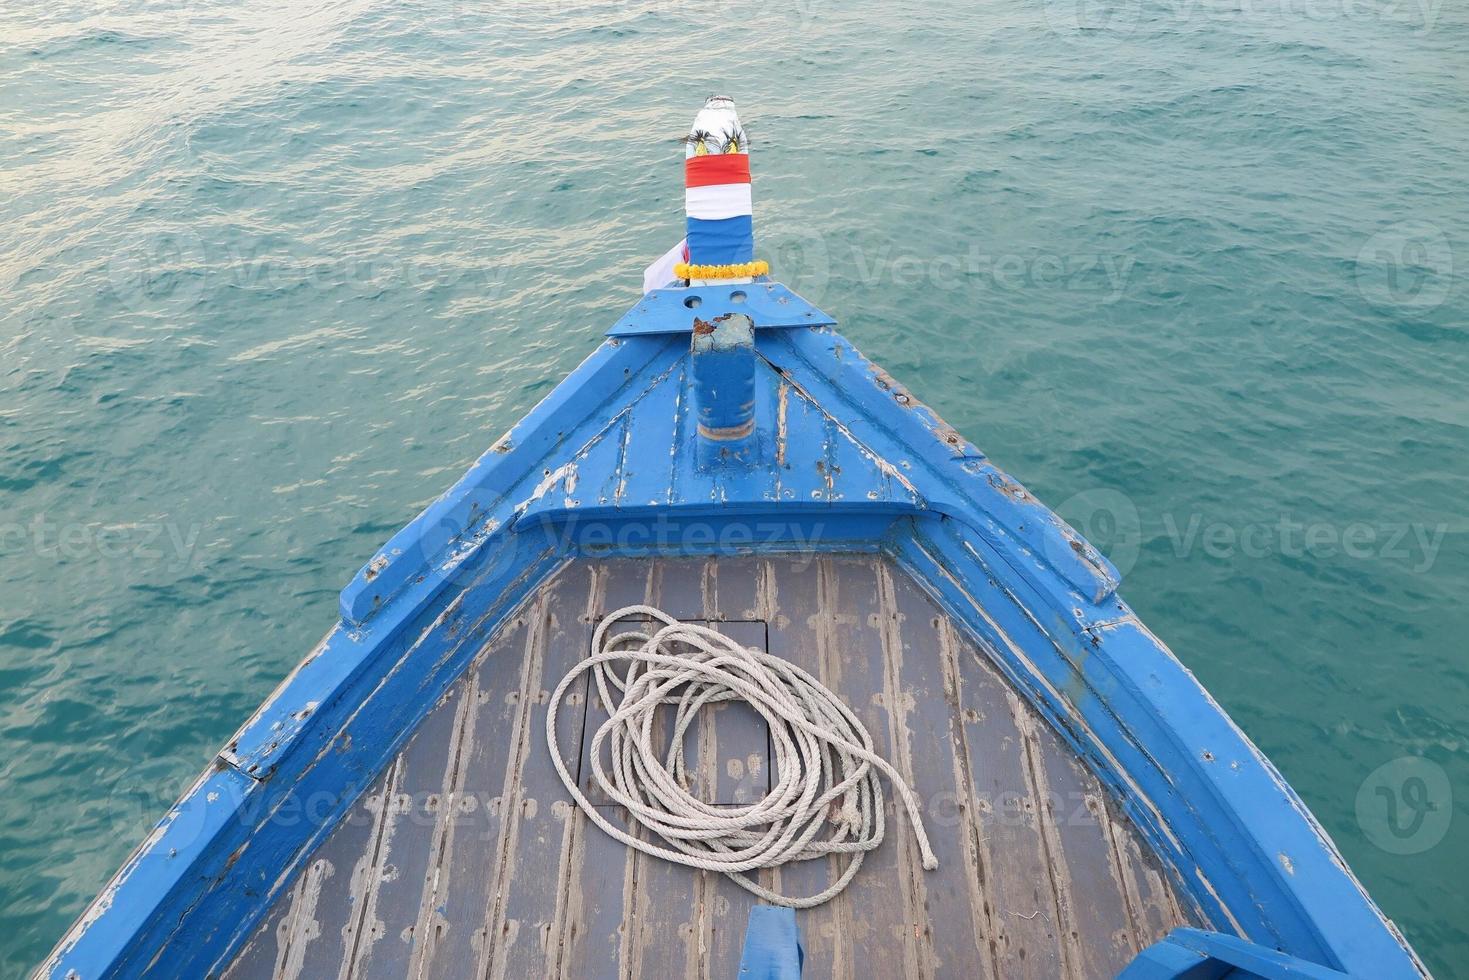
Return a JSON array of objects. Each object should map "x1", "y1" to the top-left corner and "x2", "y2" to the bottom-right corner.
[{"x1": 675, "y1": 260, "x2": 770, "y2": 280}]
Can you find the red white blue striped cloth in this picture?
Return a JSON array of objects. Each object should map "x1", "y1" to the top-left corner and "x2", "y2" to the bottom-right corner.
[
  {"x1": 642, "y1": 97, "x2": 758, "y2": 290},
  {"x1": 686, "y1": 153, "x2": 754, "y2": 267},
  {"x1": 685, "y1": 154, "x2": 753, "y2": 220}
]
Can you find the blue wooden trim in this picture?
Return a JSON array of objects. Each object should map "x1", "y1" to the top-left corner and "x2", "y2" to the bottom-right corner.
[
  {"x1": 523, "y1": 509, "x2": 903, "y2": 558},
  {"x1": 607, "y1": 282, "x2": 835, "y2": 337},
  {"x1": 1120, "y1": 928, "x2": 1355, "y2": 979},
  {"x1": 40, "y1": 767, "x2": 253, "y2": 979}
]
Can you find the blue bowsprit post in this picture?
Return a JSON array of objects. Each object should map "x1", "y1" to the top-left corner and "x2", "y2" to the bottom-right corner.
[
  {"x1": 683, "y1": 97, "x2": 764, "y2": 468},
  {"x1": 737, "y1": 906, "x2": 804, "y2": 979},
  {"x1": 692, "y1": 312, "x2": 757, "y2": 466}
]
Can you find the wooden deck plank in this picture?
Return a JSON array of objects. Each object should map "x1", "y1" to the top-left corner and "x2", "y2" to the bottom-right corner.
[
  {"x1": 803, "y1": 556, "x2": 920, "y2": 977},
  {"x1": 562, "y1": 558, "x2": 655, "y2": 979},
  {"x1": 226, "y1": 555, "x2": 1198, "y2": 980},
  {"x1": 760, "y1": 556, "x2": 848, "y2": 977},
  {"x1": 696, "y1": 555, "x2": 783, "y2": 977},
  {"x1": 412, "y1": 611, "x2": 531, "y2": 979},
  {"x1": 1110, "y1": 806, "x2": 1199, "y2": 946},
  {"x1": 616, "y1": 562, "x2": 699, "y2": 979},
  {"x1": 345, "y1": 685, "x2": 467, "y2": 977},
  {"x1": 1037, "y1": 747, "x2": 1147, "y2": 972},
  {"x1": 886, "y1": 565, "x2": 995, "y2": 980},
  {"x1": 938, "y1": 618, "x2": 1074, "y2": 979},
  {"x1": 493, "y1": 575, "x2": 594, "y2": 980}
]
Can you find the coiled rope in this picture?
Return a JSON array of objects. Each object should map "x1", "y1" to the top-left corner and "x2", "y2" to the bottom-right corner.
[{"x1": 545, "y1": 605, "x2": 938, "y2": 908}]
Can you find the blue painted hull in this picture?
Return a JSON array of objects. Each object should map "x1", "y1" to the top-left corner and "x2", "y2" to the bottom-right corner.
[{"x1": 43, "y1": 283, "x2": 1425, "y2": 979}]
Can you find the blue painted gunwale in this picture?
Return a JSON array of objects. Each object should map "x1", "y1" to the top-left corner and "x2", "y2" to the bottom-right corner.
[
  {"x1": 43, "y1": 282, "x2": 1424, "y2": 979},
  {"x1": 1123, "y1": 928, "x2": 1356, "y2": 978}
]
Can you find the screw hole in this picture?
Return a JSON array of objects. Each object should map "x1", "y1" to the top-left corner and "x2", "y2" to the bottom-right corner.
[
  {"x1": 730, "y1": 290, "x2": 747, "y2": 303},
  {"x1": 684, "y1": 295, "x2": 702, "y2": 309}
]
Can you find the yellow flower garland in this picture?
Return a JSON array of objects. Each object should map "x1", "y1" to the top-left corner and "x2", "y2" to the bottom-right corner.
[{"x1": 675, "y1": 260, "x2": 770, "y2": 280}]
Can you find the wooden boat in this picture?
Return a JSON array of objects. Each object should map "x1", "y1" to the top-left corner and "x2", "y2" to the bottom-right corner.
[{"x1": 45, "y1": 99, "x2": 1425, "y2": 979}]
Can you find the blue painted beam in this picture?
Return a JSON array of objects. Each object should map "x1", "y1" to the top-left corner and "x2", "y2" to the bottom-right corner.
[{"x1": 607, "y1": 282, "x2": 835, "y2": 336}]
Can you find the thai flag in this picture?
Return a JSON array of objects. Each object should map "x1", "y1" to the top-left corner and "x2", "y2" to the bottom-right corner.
[{"x1": 685, "y1": 153, "x2": 753, "y2": 267}]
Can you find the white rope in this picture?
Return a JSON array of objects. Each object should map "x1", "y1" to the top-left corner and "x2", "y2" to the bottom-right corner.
[{"x1": 545, "y1": 604, "x2": 938, "y2": 909}]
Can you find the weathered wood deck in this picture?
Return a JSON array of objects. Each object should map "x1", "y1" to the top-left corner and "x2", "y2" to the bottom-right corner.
[{"x1": 224, "y1": 555, "x2": 1198, "y2": 979}]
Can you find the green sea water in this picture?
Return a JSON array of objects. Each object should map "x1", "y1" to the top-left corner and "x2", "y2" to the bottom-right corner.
[{"x1": 2, "y1": 0, "x2": 1466, "y2": 974}]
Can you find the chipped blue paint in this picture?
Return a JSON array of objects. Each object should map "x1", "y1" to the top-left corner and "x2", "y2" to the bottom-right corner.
[
  {"x1": 691, "y1": 311, "x2": 758, "y2": 451},
  {"x1": 44, "y1": 284, "x2": 1423, "y2": 979}
]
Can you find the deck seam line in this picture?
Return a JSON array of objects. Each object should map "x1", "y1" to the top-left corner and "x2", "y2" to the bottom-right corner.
[
  {"x1": 477, "y1": 599, "x2": 550, "y2": 980},
  {"x1": 624, "y1": 560, "x2": 665, "y2": 979},
  {"x1": 1013, "y1": 694, "x2": 1086, "y2": 979},
  {"x1": 340, "y1": 754, "x2": 404, "y2": 980},
  {"x1": 270, "y1": 857, "x2": 312, "y2": 980},
  {"x1": 545, "y1": 798, "x2": 582, "y2": 979},
  {"x1": 1100, "y1": 799, "x2": 1148, "y2": 954},
  {"x1": 407, "y1": 670, "x2": 480, "y2": 978},
  {"x1": 874, "y1": 559, "x2": 935, "y2": 980},
  {"x1": 936, "y1": 616, "x2": 1005, "y2": 980},
  {"x1": 549, "y1": 566, "x2": 599, "y2": 979},
  {"x1": 814, "y1": 558, "x2": 854, "y2": 980}
]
